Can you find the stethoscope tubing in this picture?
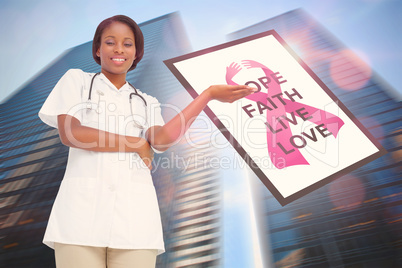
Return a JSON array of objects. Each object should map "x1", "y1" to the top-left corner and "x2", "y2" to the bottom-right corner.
[{"x1": 87, "y1": 72, "x2": 148, "y2": 129}]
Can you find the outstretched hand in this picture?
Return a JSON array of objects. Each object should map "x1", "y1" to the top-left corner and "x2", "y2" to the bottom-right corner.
[
  {"x1": 145, "y1": 77, "x2": 258, "y2": 153},
  {"x1": 205, "y1": 84, "x2": 257, "y2": 103}
]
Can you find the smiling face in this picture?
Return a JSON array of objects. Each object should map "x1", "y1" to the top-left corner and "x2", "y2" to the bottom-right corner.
[{"x1": 96, "y1": 21, "x2": 136, "y2": 80}]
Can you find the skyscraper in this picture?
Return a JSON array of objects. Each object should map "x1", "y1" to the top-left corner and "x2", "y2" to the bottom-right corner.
[{"x1": 229, "y1": 9, "x2": 401, "y2": 267}]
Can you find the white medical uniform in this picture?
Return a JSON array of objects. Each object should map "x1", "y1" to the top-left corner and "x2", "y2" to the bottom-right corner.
[{"x1": 38, "y1": 69, "x2": 165, "y2": 255}]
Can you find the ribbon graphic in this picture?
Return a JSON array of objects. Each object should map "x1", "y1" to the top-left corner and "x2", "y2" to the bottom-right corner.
[{"x1": 226, "y1": 60, "x2": 344, "y2": 169}]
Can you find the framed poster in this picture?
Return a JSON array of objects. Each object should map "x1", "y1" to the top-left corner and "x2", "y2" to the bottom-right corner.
[{"x1": 164, "y1": 30, "x2": 386, "y2": 205}]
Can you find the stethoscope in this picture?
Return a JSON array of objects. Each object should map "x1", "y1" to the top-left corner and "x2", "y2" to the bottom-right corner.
[{"x1": 86, "y1": 72, "x2": 148, "y2": 129}]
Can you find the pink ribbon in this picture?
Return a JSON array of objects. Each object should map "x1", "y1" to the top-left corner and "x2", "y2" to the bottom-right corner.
[{"x1": 226, "y1": 60, "x2": 344, "y2": 169}]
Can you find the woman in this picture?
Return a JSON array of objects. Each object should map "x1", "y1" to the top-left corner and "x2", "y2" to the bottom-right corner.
[{"x1": 39, "y1": 15, "x2": 256, "y2": 268}]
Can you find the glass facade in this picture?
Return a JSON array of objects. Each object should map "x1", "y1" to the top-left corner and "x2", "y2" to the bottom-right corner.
[{"x1": 229, "y1": 9, "x2": 401, "y2": 267}]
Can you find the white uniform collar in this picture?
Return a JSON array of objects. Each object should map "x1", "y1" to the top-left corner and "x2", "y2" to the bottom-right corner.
[{"x1": 98, "y1": 72, "x2": 131, "y2": 92}]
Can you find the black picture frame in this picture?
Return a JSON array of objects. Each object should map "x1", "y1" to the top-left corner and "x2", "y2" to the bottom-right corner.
[{"x1": 164, "y1": 30, "x2": 387, "y2": 206}]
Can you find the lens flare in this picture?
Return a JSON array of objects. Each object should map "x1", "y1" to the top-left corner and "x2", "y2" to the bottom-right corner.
[
  {"x1": 328, "y1": 175, "x2": 366, "y2": 211},
  {"x1": 329, "y1": 49, "x2": 372, "y2": 91}
]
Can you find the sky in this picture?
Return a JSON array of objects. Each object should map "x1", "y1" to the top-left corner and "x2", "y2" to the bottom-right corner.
[{"x1": 0, "y1": 0, "x2": 401, "y2": 103}]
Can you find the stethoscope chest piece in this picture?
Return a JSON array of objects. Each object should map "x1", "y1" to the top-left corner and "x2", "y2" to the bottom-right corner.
[{"x1": 86, "y1": 90, "x2": 104, "y2": 114}]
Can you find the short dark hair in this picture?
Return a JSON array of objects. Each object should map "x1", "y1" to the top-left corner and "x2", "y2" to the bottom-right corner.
[{"x1": 92, "y1": 15, "x2": 144, "y2": 71}]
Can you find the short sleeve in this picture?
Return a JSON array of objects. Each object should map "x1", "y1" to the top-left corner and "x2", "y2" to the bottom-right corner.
[
  {"x1": 38, "y1": 69, "x2": 85, "y2": 129},
  {"x1": 142, "y1": 94, "x2": 165, "y2": 154}
]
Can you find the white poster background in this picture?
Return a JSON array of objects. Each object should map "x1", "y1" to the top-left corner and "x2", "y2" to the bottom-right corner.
[{"x1": 171, "y1": 34, "x2": 380, "y2": 199}]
